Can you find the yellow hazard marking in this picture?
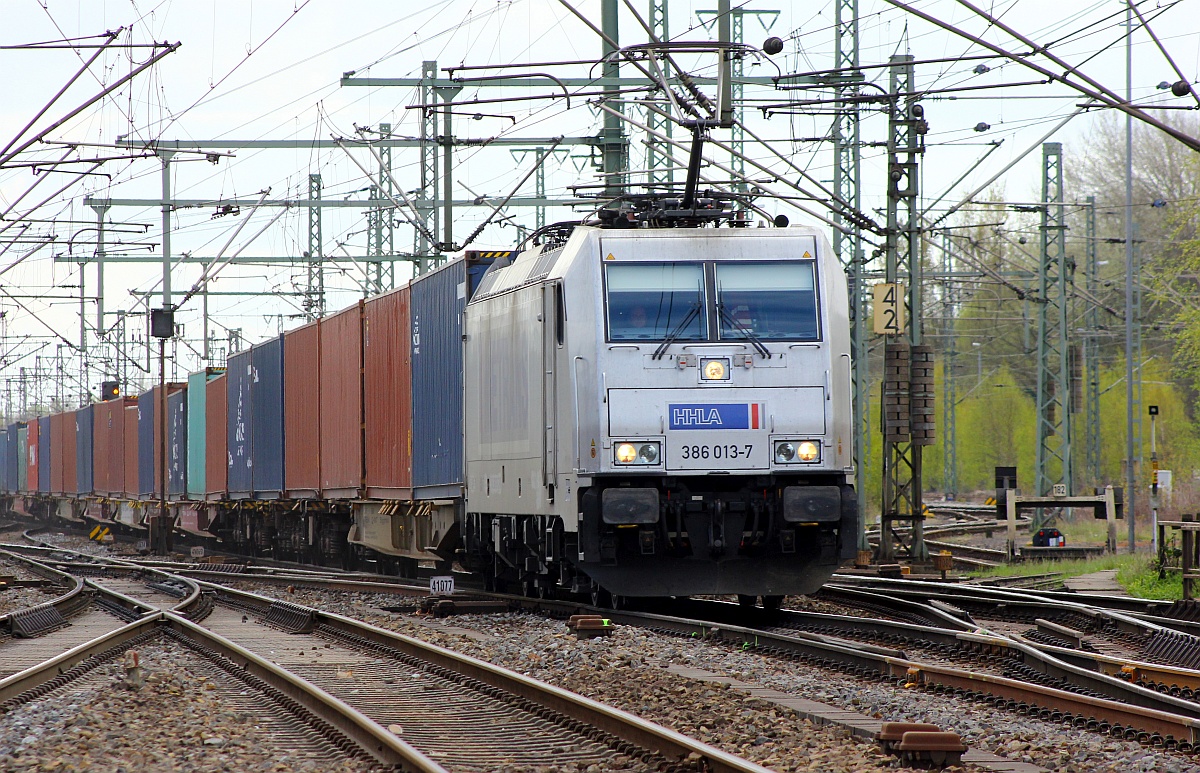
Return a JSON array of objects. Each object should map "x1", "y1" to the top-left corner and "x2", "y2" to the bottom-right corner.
[
  {"x1": 89, "y1": 525, "x2": 101, "y2": 539},
  {"x1": 90, "y1": 526, "x2": 110, "y2": 542},
  {"x1": 802, "y1": 251, "x2": 812, "y2": 258},
  {"x1": 605, "y1": 252, "x2": 615, "y2": 261},
  {"x1": 985, "y1": 496, "x2": 996, "y2": 506}
]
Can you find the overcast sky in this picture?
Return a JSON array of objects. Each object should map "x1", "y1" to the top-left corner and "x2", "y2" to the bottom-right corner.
[{"x1": 1, "y1": 0, "x2": 1197, "y2": 404}]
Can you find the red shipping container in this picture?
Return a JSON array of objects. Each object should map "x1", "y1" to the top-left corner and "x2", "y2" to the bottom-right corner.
[
  {"x1": 61, "y1": 412, "x2": 78, "y2": 495},
  {"x1": 284, "y1": 320, "x2": 321, "y2": 497},
  {"x1": 123, "y1": 403, "x2": 139, "y2": 498},
  {"x1": 320, "y1": 302, "x2": 363, "y2": 498},
  {"x1": 25, "y1": 417, "x2": 38, "y2": 492},
  {"x1": 363, "y1": 287, "x2": 412, "y2": 498},
  {"x1": 91, "y1": 402, "x2": 110, "y2": 494},
  {"x1": 206, "y1": 374, "x2": 227, "y2": 499}
]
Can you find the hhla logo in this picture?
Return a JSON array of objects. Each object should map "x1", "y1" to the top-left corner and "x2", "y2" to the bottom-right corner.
[{"x1": 672, "y1": 407, "x2": 724, "y2": 427}]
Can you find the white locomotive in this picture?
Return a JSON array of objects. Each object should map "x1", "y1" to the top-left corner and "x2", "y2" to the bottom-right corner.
[{"x1": 460, "y1": 208, "x2": 857, "y2": 605}]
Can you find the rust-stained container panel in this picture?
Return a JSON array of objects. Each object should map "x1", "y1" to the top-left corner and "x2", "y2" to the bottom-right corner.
[
  {"x1": 50, "y1": 412, "x2": 67, "y2": 495},
  {"x1": 284, "y1": 319, "x2": 321, "y2": 497},
  {"x1": 123, "y1": 403, "x2": 139, "y2": 498},
  {"x1": 363, "y1": 286, "x2": 412, "y2": 498},
  {"x1": 320, "y1": 302, "x2": 364, "y2": 498},
  {"x1": 206, "y1": 374, "x2": 227, "y2": 499},
  {"x1": 138, "y1": 383, "x2": 186, "y2": 497}
]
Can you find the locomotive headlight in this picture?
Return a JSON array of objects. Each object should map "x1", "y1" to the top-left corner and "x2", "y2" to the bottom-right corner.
[
  {"x1": 775, "y1": 440, "x2": 821, "y2": 464},
  {"x1": 614, "y1": 441, "x2": 661, "y2": 465},
  {"x1": 700, "y1": 358, "x2": 729, "y2": 381}
]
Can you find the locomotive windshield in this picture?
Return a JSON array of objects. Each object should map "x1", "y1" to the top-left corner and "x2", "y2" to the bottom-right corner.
[
  {"x1": 716, "y1": 262, "x2": 818, "y2": 341},
  {"x1": 605, "y1": 262, "x2": 707, "y2": 341},
  {"x1": 605, "y1": 259, "x2": 820, "y2": 343}
]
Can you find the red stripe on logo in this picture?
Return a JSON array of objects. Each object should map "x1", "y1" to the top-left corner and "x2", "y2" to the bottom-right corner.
[{"x1": 751, "y1": 403, "x2": 759, "y2": 429}]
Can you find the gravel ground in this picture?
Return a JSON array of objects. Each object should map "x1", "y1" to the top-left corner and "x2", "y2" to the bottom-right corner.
[
  {"x1": 0, "y1": 558, "x2": 60, "y2": 615},
  {"x1": 0, "y1": 639, "x2": 381, "y2": 773},
  {"x1": 227, "y1": 583, "x2": 1200, "y2": 773}
]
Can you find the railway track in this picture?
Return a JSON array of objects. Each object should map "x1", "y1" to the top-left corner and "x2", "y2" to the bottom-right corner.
[{"x1": 0, "y1": 546, "x2": 773, "y2": 773}]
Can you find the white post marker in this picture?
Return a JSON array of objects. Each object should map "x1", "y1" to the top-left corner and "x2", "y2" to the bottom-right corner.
[{"x1": 429, "y1": 576, "x2": 455, "y2": 596}]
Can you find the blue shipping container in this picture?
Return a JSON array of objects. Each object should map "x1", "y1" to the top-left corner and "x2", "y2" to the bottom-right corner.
[
  {"x1": 168, "y1": 388, "x2": 187, "y2": 498},
  {"x1": 137, "y1": 390, "x2": 155, "y2": 496},
  {"x1": 0, "y1": 429, "x2": 8, "y2": 493},
  {"x1": 409, "y1": 254, "x2": 497, "y2": 492},
  {"x1": 76, "y1": 405, "x2": 94, "y2": 495},
  {"x1": 226, "y1": 349, "x2": 254, "y2": 498},
  {"x1": 251, "y1": 335, "x2": 285, "y2": 499},
  {"x1": 37, "y1": 416, "x2": 50, "y2": 493}
]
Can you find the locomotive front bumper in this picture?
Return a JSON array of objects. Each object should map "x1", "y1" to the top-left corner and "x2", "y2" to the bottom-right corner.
[{"x1": 578, "y1": 476, "x2": 857, "y2": 598}]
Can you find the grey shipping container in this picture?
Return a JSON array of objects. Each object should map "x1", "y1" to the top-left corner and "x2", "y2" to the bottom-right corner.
[
  {"x1": 5, "y1": 425, "x2": 17, "y2": 493},
  {"x1": 168, "y1": 388, "x2": 187, "y2": 499},
  {"x1": 37, "y1": 416, "x2": 50, "y2": 493},
  {"x1": 251, "y1": 335, "x2": 285, "y2": 499},
  {"x1": 139, "y1": 384, "x2": 185, "y2": 497},
  {"x1": 0, "y1": 429, "x2": 7, "y2": 492},
  {"x1": 227, "y1": 349, "x2": 253, "y2": 498},
  {"x1": 76, "y1": 405, "x2": 94, "y2": 495},
  {"x1": 409, "y1": 253, "x2": 498, "y2": 493}
]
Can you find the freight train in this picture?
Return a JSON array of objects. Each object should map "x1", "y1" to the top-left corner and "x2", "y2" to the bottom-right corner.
[{"x1": 0, "y1": 196, "x2": 857, "y2": 607}]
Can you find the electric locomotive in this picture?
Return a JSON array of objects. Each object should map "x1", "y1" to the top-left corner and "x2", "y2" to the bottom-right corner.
[{"x1": 460, "y1": 199, "x2": 857, "y2": 603}]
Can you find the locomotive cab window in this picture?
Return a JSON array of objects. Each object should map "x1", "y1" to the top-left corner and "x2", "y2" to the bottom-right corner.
[
  {"x1": 605, "y1": 262, "x2": 707, "y2": 341},
  {"x1": 716, "y1": 261, "x2": 819, "y2": 341}
]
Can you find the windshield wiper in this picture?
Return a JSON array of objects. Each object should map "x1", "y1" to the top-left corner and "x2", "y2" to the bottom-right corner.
[
  {"x1": 717, "y1": 302, "x2": 771, "y2": 359},
  {"x1": 652, "y1": 302, "x2": 702, "y2": 360}
]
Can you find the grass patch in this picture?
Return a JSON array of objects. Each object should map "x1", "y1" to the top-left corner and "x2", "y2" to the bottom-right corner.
[{"x1": 968, "y1": 552, "x2": 1184, "y2": 600}]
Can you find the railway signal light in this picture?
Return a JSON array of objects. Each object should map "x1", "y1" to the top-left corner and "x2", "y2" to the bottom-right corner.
[{"x1": 101, "y1": 381, "x2": 120, "y2": 401}]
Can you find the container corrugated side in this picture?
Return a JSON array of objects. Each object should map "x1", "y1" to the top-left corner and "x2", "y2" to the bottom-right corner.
[
  {"x1": 123, "y1": 404, "x2": 139, "y2": 498},
  {"x1": 62, "y1": 412, "x2": 78, "y2": 495},
  {"x1": 410, "y1": 260, "x2": 466, "y2": 493},
  {"x1": 168, "y1": 388, "x2": 187, "y2": 499},
  {"x1": 5, "y1": 424, "x2": 17, "y2": 493},
  {"x1": 284, "y1": 320, "x2": 321, "y2": 497},
  {"x1": 187, "y1": 368, "x2": 223, "y2": 499},
  {"x1": 110, "y1": 397, "x2": 136, "y2": 496},
  {"x1": 92, "y1": 401, "x2": 117, "y2": 494},
  {"x1": 138, "y1": 384, "x2": 185, "y2": 497},
  {"x1": 251, "y1": 335, "x2": 285, "y2": 499},
  {"x1": 320, "y1": 303, "x2": 363, "y2": 498},
  {"x1": 0, "y1": 430, "x2": 8, "y2": 492},
  {"x1": 50, "y1": 412, "x2": 66, "y2": 494},
  {"x1": 363, "y1": 287, "x2": 412, "y2": 498},
  {"x1": 206, "y1": 374, "x2": 227, "y2": 499},
  {"x1": 75, "y1": 405, "x2": 94, "y2": 495},
  {"x1": 37, "y1": 416, "x2": 50, "y2": 493},
  {"x1": 226, "y1": 349, "x2": 253, "y2": 498},
  {"x1": 18, "y1": 424, "x2": 29, "y2": 493}
]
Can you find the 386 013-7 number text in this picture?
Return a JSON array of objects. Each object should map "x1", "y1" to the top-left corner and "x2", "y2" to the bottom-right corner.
[{"x1": 679, "y1": 444, "x2": 753, "y2": 460}]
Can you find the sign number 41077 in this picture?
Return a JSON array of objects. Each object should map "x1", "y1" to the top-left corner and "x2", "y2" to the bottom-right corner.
[
  {"x1": 429, "y1": 576, "x2": 455, "y2": 595},
  {"x1": 872, "y1": 282, "x2": 906, "y2": 335}
]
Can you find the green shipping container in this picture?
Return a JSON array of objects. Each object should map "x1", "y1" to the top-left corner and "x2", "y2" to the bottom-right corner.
[
  {"x1": 16, "y1": 424, "x2": 28, "y2": 493},
  {"x1": 187, "y1": 368, "x2": 224, "y2": 499}
]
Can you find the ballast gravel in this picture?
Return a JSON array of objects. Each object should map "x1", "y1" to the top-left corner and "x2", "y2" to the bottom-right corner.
[
  {"x1": 239, "y1": 584, "x2": 1200, "y2": 773},
  {"x1": 0, "y1": 640, "x2": 380, "y2": 773}
]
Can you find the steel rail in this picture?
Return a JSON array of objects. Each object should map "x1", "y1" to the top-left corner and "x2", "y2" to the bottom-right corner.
[{"x1": 200, "y1": 581, "x2": 775, "y2": 773}]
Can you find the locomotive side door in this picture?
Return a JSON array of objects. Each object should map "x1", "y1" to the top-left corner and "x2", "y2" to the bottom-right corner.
[{"x1": 541, "y1": 282, "x2": 561, "y2": 497}]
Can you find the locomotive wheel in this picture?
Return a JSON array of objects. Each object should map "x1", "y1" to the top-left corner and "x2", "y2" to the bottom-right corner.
[
  {"x1": 590, "y1": 587, "x2": 612, "y2": 608},
  {"x1": 762, "y1": 595, "x2": 784, "y2": 612}
]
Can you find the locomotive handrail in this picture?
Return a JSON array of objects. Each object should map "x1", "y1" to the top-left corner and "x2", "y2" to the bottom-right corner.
[{"x1": 572, "y1": 355, "x2": 584, "y2": 472}]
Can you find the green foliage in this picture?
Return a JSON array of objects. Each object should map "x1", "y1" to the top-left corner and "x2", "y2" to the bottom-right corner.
[
  {"x1": 1118, "y1": 557, "x2": 1183, "y2": 601},
  {"x1": 970, "y1": 553, "x2": 1139, "y2": 581}
]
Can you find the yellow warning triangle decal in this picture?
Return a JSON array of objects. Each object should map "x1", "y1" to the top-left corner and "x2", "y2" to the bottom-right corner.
[
  {"x1": 802, "y1": 250, "x2": 812, "y2": 258},
  {"x1": 605, "y1": 252, "x2": 615, "y2": 260}
]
